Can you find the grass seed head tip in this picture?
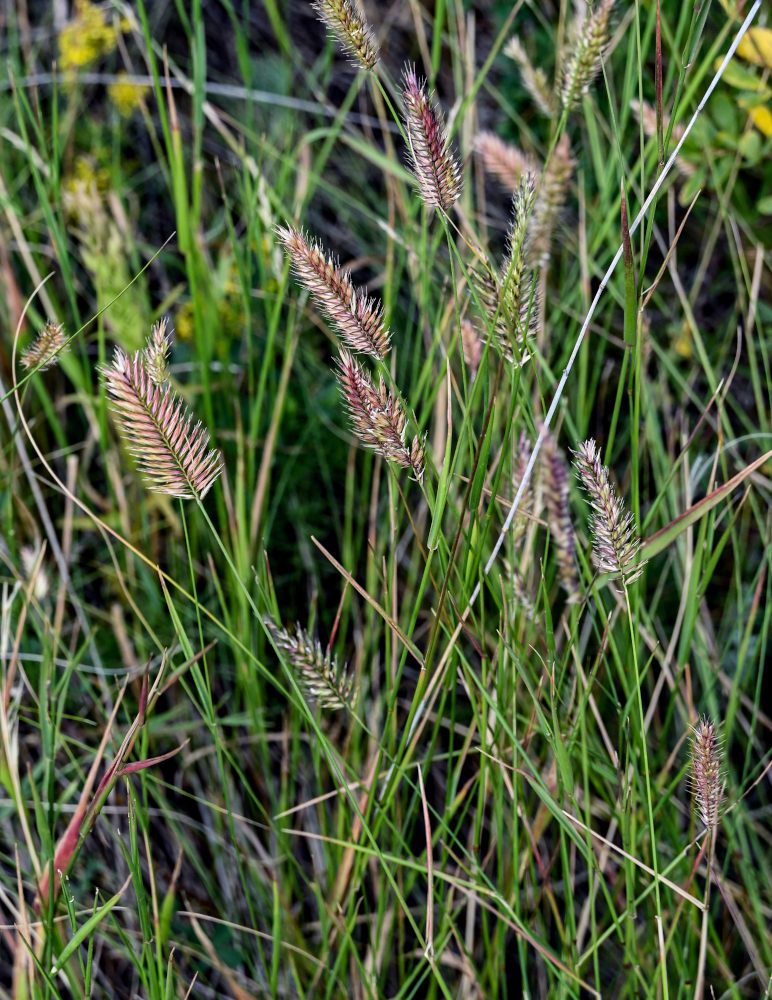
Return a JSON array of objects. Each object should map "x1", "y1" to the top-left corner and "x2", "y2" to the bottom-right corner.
[
  {"x1": 402, "y1": 65, "x2": 461, "y2": 212},
  {"x1": 21, "y1": 321, "x2": 69, "y2": 372},
  {"x1": 102, "y1": 343, "x2": 223, "y2": 500},
  {"x1": 278, "y1": 224, "x2": 390, "y2": 359},
  {"x1": 312, "y1": 0, "x2": 379, "y2": 70}
]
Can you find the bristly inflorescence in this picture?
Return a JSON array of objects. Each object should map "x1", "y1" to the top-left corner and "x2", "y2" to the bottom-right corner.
[
  {"x1": 102, "y1": 341, "x2": 223, "y2": 500},
  {"x1": 143, "y1": 317, "x2": 172, "y2": 385},
  {"x1": 266, "y1": 619, "x2": 358, "y2": 711},
  {"x1": 503, "y1": 37, "x2": 555, "y2": 118},
  {"x1": 542, "y1": 427, "x2": 581, "y2": 603},
  {"x1": 312, "y1": 0, "x2": 379, "y2": 70},
  {"x1": 21, "y1": 321, "x2": 69, "y2": 372},
  {"x1": 477, "y1": 172, "x2": 537, "y2": 365},
  {"x1": 690, "y1": 717, "x2": 724, "y2": 832},
  {"x1": 336, "y1": 350, "x2": 425, "y2": 482},
  {"x1": 402, "y1": 66, "x2": 461, "y2": 213},
  {"x1": 560, "y1": 0, "x2": 615, "y2": 111},
  {"x1": 510, "y1": 431, "x2": 534, "y2": 547},
  {"x1": 277, "y1": 225, "x2": 390, "y2": 360},
  {"x1": 572, "y1": 438, "x2": 644, "y2": 587},
  {"x1": 529, "y1": 134, "x2": 575, "y2": 266},
  {"x1": 473, "y1": 131, "x2": 537, "y2": 194}
]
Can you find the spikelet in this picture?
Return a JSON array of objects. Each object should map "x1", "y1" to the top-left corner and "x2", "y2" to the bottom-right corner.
[
  {"x1": 560, "y1": 0, "x2": 614, "y2": 111},
  {"x1": 20, "y1": 321, "x2": 69, "y2": 372},
  {"x1": 266, "y1": 620, "x2": 358, "y2": 711},
  {"x1": 528, "y1": 133, "x2": 575, "y2": 266},
  {"x1": 102, "y1": 346, "x2": 223, "y2": 499},
  {"x1": 503, "y1": 560, "x2": 534, "y2": 614},
  {"x1": 335, "y1": 350, "x2": 424, "y2": 481},
  {"x1": 572, "y1": 438, "x2": 644, "y2": 587},
  {"x1": 477, "y1": 173, "x2": 537, "y2": 365},
  {"x1": 312, "y1": 0, "x2": 379, "y2": 70},
  {"x1": 504, "y1": 37, "x2": 555, "y2": 118},
  {"x1": 510, "y1": 430, "x2": 534, "y2": 547},
  {"x1": 277, "y1": 225, "x2": 390, "y2": 360},
  {"x1": 541, "y1": 427, "x2": 581, "y2": 602},
  {"x1": 690, "y1": 717, "x2": 723, "y2": 832},
  {"x1": 474, "y1": 131, "x2": 536, "y2": 192},
  {"x1": 143, "y1": 317, "x2": 172, "y2": 385},
  {"x1": 402, "y1": 66, "x2": 461, "y2": 213}
]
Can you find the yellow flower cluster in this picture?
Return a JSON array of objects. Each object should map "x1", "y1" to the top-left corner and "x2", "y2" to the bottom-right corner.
[
  {"x1": 63, "y1": 155, "x2": 111, "y2": 210},
  {"x1": 108, "y1": 72, "x2": 150, "y2": 116},
  {"x1": 58, "y1": 0, "x2": 129, "y2": 71}
]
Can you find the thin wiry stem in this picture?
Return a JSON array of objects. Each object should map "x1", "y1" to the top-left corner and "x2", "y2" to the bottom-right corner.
[{"x1": 103, "y1": 347, "x2": 223, "y2": 500}]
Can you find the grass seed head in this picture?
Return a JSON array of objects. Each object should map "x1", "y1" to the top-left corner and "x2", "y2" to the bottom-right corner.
[
  {"x1": 474, "y1": 131, "x2": 536, "y2": 192},
  {"x1": 312, "y1": 0, "x2": 379, "y2": 70},
  {"x1": 143, "y1": 317, "x2": 172, "y2": 385},
  {"x1": 21, "y1": 321, "x2": 69, "y2": 372},
  {"x1": 541, "y1": 427, "x2": 581, "y2": 602},
  {"x1": 402, "y1": 66, "x2": 461, "y2": 213},
  {"x1": 528, "y1": 133, "x2": 575, "y2": 266},
  {"x1": 266, "y1": 619, "x2": 358, "y2": 711},
  {"x1": 560, "y1": 0, "x2": 614, "y2": 111},
  {"x1": 278, "y1": 225, "x2": 390, "y2": 360},
  {"x1": 691, "y1": 716, "x2": 723, "y2": 832},
  {"x1": 335, "y1": 350, "x2": 423, "y2": 480},
  {"x1": 504, "y1": 37, "x2": 555, "y2": 118},
  {"x1": 572, "y1": 438, "x2": 644, "y2": 587},
  {"x1": 475, "y1": 173, "x2": 538, "y2": 366},
  {"x1": 102, "y1": 346, "x2": 223, "y2": 500}
]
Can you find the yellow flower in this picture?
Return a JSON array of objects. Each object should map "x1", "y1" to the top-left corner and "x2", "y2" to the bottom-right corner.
[
  {"x1": 58, "y1": 0, "x2": 123, "y2": 71},
  {"x1": 673, "y1": 323, "x2": 693, "y2": 360},
  {"x1": 746, "y1": 103, "x2": 772, "y2": 138},
  {"x1": 108, "y1": 73, "x2": 150, "y2": 117},
  {"x1": 174, "y1": 302, "x2": 195, "y2": 342}
]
